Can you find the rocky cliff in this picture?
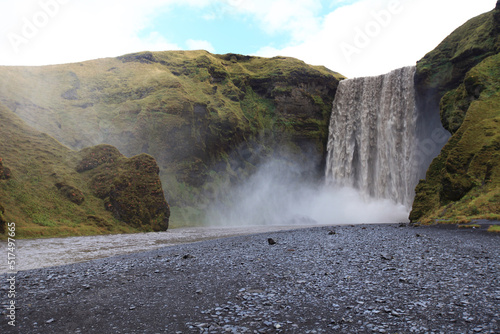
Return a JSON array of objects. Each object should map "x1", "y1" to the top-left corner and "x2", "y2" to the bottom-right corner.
[
  {"x1": 410, "y1": 3, "x2": 500, "y2": 223},
  {"x1": 0, "y1": 103, "x2": 169, "y2": 238},
  {"x1": 0, "y1": 51, "x2": 344, "y2": 225}
]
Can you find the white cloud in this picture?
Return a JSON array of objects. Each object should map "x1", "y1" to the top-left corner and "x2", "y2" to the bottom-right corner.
[
  {"x1": 0, "y1": 0, "x2": 181, "y2": 65},
  {"x1": 0, "y1": 0, "x2": 328, "y2": 66},
  {"x1": 0, "y1": 0, "x2": 496, "y2": 76},
  {"x1": 255, "y1": 0, "x2": 497, "y2": 78},
  {"x1": 228, "y1": 0, "x2": 324, "y2": 42},
  {"x1": 186, "y1": 39, "x2": 216, "y2": 52}
]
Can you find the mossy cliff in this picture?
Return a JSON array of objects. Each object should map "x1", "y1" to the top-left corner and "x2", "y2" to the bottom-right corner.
[
  {"x1": 415, "y1": 2, "x2": 499, "y2": 105},
  {"x1": 0, "y1": 103, "x2": 169, "y2": 238},
  {"x1": 0, "y1": 51, "x2": 344, "y2": 225},
  {"x1": 410, "y1": 2, "x2": 500, "y2": 223}
]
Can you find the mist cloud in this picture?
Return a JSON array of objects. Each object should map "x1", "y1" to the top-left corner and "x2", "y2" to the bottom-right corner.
[{"x1": 205, "y1": 157, "x2": 409, "y2": 227}]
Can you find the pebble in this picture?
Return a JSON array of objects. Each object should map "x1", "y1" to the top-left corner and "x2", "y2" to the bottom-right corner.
[{"x1": 4, "y1": 224, "x2": 499, "y2": 333}]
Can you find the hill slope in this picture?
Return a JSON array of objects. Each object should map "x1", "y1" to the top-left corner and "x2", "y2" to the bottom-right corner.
[
  {"x1": 410, "y1": 2, "x2": 500, "y2": 223},
  {"x1": 0, "y1": 51, "x2": 344, "y2": 225},
  {"x1": 0, "y1": 103, "x2": 169, "y2": 238}
]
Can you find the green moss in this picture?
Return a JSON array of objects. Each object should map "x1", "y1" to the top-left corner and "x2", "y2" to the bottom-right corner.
[
  {"x1": 488, "y1": 225, "x2": 500, "y2": 232},
  {"x1": 410, "y1": 53, "x2": 500, "y2": 223},
  {"x1": 55, "y1": 182, "x2": 85, "y2": 205},
  {"x1": 416, "y1": 6, "x2": 500, "y2": 97},
  {"x1": 78, "y1": 146, "x2": 170, "y2": 231},
  {"x1": 457, "y1": 224, "x2": 481, "y2": 229},
  {"x1": 32, "y1": 214, "x2": 57, "y2": 227}
]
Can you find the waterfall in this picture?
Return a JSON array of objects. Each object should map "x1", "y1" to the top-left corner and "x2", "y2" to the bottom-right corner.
[{"x1": 325, "y1": 66, "x2": 419, "y2": 208}]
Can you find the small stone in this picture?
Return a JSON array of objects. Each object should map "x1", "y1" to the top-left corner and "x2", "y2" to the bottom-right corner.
[
  {"x1": 268, "y1": 238, "x2": 277, "y2": 245},
  {"x1": 129, "y1": 305, "x2": 136, "y2": 310},
  {"x1": 381, "y1": 253, "x2": 393, "y2": 261},
  {"x1": 391, "y1": 310, "x2": 402, "y2": 317},
  {"x1": 46, "y1": 318, "x2": 55, "y2": 324}
]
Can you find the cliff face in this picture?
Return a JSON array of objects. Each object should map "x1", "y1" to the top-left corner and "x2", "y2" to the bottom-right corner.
[
  {"x1": 0, "y1": 51, "x2": 344, "y2": 224},
  {"x1": 415, "y1": 3, "x2": 499, "y2": 106},
  {"x1": 410, "y1": 3, "x2": 500, "y2": 223},
  {"x1": 0, "y1": 103, "x2": 169, "y2": 238}
]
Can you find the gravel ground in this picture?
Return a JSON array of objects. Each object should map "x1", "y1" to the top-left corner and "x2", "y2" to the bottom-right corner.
[
  {"x1": 1, "y1": 223, "x2": 499, "y2": 334},
  {"x1": 0, "y1": 225, "x2": 315, "y2": 273}
]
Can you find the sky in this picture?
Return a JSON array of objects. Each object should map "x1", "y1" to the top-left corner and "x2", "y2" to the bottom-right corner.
[{"x1": 0, "y1": 0, "x2": 496, "y2": 78}]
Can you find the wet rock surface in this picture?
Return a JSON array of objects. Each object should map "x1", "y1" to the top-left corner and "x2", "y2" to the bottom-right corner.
[{"x1": 1, "y1": 224, "x2": 499, "y2": 333}]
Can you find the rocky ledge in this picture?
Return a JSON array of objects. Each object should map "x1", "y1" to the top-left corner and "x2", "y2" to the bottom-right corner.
[{"x1": 1, "y1": 224, "x2": 499, "y2": 333}]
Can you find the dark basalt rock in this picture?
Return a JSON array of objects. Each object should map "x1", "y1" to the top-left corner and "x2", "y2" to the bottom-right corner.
[{"x1": 0, "y1": 203, "x2": 5, "y2": 234}]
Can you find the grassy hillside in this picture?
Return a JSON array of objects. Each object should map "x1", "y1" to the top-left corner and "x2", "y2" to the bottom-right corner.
[
  {"x1": 415, "y1": 3, "x2": 499, "y2": 101},
  {"x1": 410, "y1": 55, "x2": 500, "y2": 223},
  {"x1": 0, "y1": 51, "x2": 344, "y2": 226},
  {"x1": 410, "y1": 3, "x2": 500, "y2": 223},
  {"x1": 0, "y1": 103, "x2": 169, "y2": 238}
]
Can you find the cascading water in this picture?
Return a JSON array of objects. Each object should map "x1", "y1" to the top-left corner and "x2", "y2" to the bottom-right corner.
[
  {"x1": 325, "y1": 66, "x2": 419, "y2": 208},
  {"x1": 209, "y1": 66, "x2": 448, "y2": 226}
]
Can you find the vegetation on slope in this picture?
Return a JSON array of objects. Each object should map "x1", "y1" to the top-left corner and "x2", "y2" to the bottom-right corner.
[
  {"x1": 0, "y1": 51, "x2": 344, "y2": 226},
  {"x1": 77, "y1": 144, "x2": 169, "y2": 231},
  {"x1": 410, "y1": 53, "x2": 500, "y2": 223},
  {"x1": 0, "y1": 103, "x2": 169, "y2": 238},
  {"x1": 415, "y1": 2, "x2": 499, "y2": 101},
  {"x1": 410, "y1": 2, "x2": 500, "y2": 223}
]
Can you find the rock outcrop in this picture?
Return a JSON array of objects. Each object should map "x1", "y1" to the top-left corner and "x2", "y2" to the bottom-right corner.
[
  {"x1": 77, "y1": 145, "x2": 170, "y2": 231},
  {"x1": 0, "y1": 102, "x2": 170, "y2": 238}
]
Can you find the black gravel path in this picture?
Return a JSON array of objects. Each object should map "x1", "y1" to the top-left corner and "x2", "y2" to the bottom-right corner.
[{"x1": 1, "y1": 224, "x2": 499, "y2": 333}]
